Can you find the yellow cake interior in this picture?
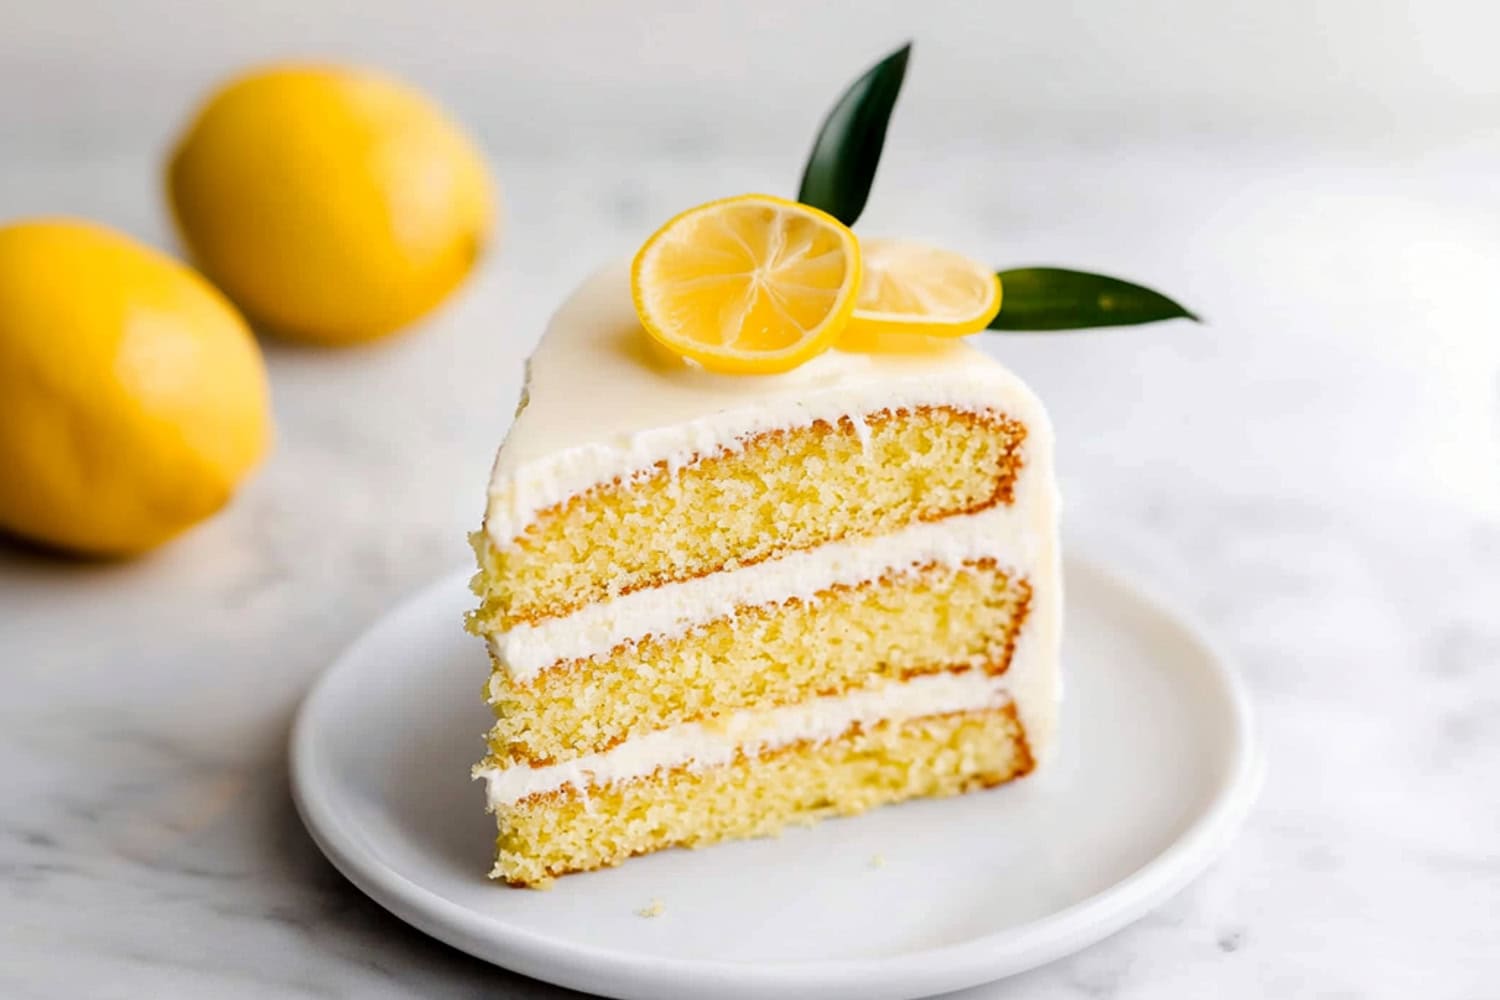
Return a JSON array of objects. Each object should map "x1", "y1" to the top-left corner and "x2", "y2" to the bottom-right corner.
[
  {"x1": 484, "y1": 559, "x2": 1031, "y2": 763},
  {"x1": 472, "y1": 404, "x2": 1050, "y2": 886},
  {"x1": 472, "y1": 405, "x2": 1025, "y2": 629},
  {"x1": 470, "y1": 267, "x2": 1061, "y2": 889},
  {"x1": 490, "y1": 706, "x2": 1031, "y2": 886}
]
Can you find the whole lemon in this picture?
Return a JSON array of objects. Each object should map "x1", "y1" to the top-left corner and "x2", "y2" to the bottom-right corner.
[
  {"x1": 167, "y1": 63, "x2": 497, "y2": 346},
  {"x1": 0, "y1": 219, "x2": 271, "y2": 556}
]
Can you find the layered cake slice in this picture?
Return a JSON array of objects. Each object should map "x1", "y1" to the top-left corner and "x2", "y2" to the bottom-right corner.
[{"x1": 469, "y1": 259, "x2": 1061, "y2": 886}]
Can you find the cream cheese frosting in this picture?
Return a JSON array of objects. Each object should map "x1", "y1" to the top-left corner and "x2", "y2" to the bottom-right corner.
[
  {"x1": 475, "y1": 670, "x2": 1014, "y2": 808},
  {"x1": 478, "y1": 260, "x2": 1064, "y2": 766},
  {"x1": 489, "y1": 503, "x2": 1041, "y2": 681},
  {"x1": 483, "y1": 261, "x2": 1057, "y2": 549}
]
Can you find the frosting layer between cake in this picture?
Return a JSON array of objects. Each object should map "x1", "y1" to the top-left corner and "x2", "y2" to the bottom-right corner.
[
  {"x1": 488, "y1": 504, "x2": 1046, "y2": 679},
  {"x1": 476, "y1": 670, "x2": 1013, "y2": 807}
]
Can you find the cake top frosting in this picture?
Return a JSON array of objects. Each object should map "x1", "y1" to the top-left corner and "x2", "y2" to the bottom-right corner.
[
  {"x1": 483, "y1": 260, "x2": 1051, "y2": 546},
  {"x1": 486, "y1": 262, "x2": 1050, "y2": 548}
]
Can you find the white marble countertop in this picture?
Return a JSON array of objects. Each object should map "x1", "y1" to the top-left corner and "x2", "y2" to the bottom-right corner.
[{"x1": 2, "y1": 133, "x2": 1497, "y2": 999}]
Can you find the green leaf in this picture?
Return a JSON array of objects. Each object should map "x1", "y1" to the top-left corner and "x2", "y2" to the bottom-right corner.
[
  {"x1": 989, "y1": 268, "x2": 1200, "y2": 331},
  {"x1": 797, "y1": 43, "x2": 911, "y2": 226}
]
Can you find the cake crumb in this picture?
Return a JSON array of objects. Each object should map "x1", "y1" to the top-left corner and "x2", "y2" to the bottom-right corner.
[
  {"x1": 869, "y1": 853, "x2": 886, "y2": 869},
  {"x1": 636, "y1": 898, "x2": 665, "y2": 918}
]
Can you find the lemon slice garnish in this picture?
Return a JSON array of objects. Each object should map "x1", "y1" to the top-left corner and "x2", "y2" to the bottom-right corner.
[
  {"x1": 845, "y1": 239, "x2": 1001, "y2": 339},
  {"x1": 631, "y1": 194, "x2": 862, "y2": 374}
]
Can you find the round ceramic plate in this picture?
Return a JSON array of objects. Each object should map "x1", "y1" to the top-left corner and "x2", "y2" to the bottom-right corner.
[{"x1": 291, "y1": 555, "x2": 1261, "y2": 1000}]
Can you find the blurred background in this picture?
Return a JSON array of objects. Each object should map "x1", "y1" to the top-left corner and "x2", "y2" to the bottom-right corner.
[{"x1": 2, "y1": 2, "x2": 1496, "y2": 997}]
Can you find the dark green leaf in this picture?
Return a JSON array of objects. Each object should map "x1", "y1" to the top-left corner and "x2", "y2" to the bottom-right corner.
[
  {"x1": 989, "y1": 268, "x2": 1200, "y2": 331},
  {"x1": 797, "y1": 43, "x2": 910, "y2": 226}
]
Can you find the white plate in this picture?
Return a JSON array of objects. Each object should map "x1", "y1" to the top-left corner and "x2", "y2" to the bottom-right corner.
[{"x1": 291, "y1": 556, "x2": 1261, "y2": 1000}]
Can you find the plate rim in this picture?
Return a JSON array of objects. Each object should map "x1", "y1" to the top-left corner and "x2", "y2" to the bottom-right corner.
[{"x1": 291, "y1": 554, "x2": 1263, "y2": 1000}]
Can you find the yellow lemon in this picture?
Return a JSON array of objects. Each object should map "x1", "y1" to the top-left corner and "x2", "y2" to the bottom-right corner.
[
  {"x1": 631, "y1": 194, "x2": 861, "y2": 375},
  {"x1": 0, "y1": 219, "x2": 271, "y2": 556},
  {"x1": 843, "y1": 239, "x2": 1002, "y2": 343},
  {"x1": 167, "y1": 63, "x2": 496, "y2": 346}
]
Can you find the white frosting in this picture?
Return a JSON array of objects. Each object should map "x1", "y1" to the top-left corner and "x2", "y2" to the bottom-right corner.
[
  {"x1": 484, "y1": 261, "x2": 1056, "y2": 549},
  {"x1": 478, "y1": 260, "x2": 1064, "y2": 765},
  {"x1": 475, "y1": 671, "x2": 1012, "y2": 808},
  {"x1": 489, "y1": 504, "x2": 1040, "y2": 681}
]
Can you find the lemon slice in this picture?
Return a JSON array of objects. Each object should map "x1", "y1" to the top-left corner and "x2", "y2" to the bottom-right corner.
[
  {"x1": 845, "y1": 239, "x2": 1001, "y2": 339},
  {"x1": 631, "y1": 194, "x2": 862, "y2": 374}
]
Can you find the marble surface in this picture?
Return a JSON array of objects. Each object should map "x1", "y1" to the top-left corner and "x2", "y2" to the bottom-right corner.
[{"x1": 2, "y1": 133, "x2": 1498, "y2": 999}]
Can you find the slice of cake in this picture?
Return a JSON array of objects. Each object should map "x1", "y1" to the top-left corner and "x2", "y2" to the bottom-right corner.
[{"x1": 469, "y1": 260, "x2": 1061, "y2": 886}]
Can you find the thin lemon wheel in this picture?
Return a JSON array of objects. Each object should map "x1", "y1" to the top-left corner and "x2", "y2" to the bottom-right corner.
[
  {"x1": 845, "y1": 239, "x2": 1001, "y2": 339},
  {"x1": 631, "y1": 194, "x2": 862, "y2": 374}
]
